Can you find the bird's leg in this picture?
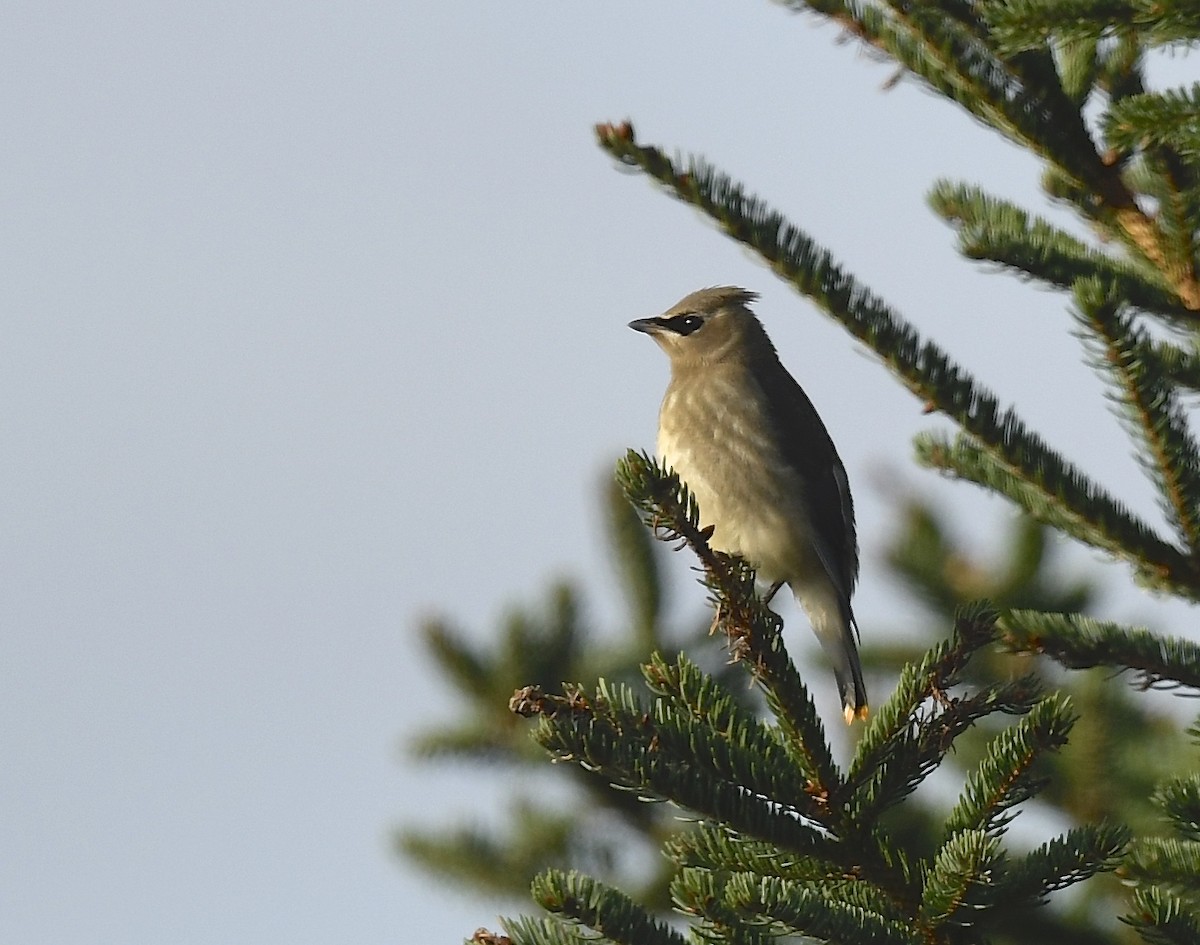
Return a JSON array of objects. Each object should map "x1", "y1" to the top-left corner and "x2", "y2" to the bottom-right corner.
[{"x1": 763, "y1": 580, "x2": 785, "y2": 604}]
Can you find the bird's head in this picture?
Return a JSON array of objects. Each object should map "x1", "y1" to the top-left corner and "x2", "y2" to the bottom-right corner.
[{"x1": 628, "y1": 286, "x2": 771, "y2": 369}]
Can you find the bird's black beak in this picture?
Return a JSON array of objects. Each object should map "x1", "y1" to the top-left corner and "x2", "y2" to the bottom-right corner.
[{"x1": 628, "y1": 317, "x2": 663, "y2": 334}]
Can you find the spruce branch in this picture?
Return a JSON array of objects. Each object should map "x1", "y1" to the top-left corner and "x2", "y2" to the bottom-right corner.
[
  {"x1": 641, "y1": 654, "x2": 816, "y2": 816},
  {"x1": 596, "y1": 124, "x2": 1199, "y2": 597},
  {"x1": 849, "y1": 603, "x2": 1019, "y2": 783},
  {"x1": 400, "y1": 814, "x2": 574, "y2": 900},
  {"x1": 726, "y1": 873, "x2": 921, "y2": 945},
  {"x1": 668, "y1": 826, "x2": 902, "y2": 915},
  {"x1": 1125, "y1": 149, "x2": 1200, "y2": 311},
  {"x1": 918, "y1": 828, "x2": 1002, "y2": 927},
  {"x1": 983, "y1": 0, "x2": 1200, "y2": 53},
  {"x1": 510, "y1": 680, "x2": 833, "y2": 845},
  {"x1": 928, "y1": 180, "x2": 1189, "y2": 318},
  {"x1": 770, "y1": 2, "x2": 1200, "y2": 307},
  {"x1": 670, "y1": 868, "x2": 776, "y2": 945},
  {"x1": 775, "y1": 0, "x2": 1103, "y2": 194},
  {"x1": 942, "y1": 693, "x2": 1076, "y2": 838},
  {"x1": 1121, "y1": 760, "x2": 1200, "y2": 944},
  {"x1": 527, "y1": 870, "x2": 689, "y2": 945},
  {"x1": 1125, "y1": 836, "x2": 1200, "y2": 889},
  {"x1": 1124, "y1": 885, "x2": 1200, "y2": 945},
  {"x1": 1106, "y1": 85, "x2": 1200, "y2": 160},
  {"x1": 1097, "y1": 29, "x2": 1148, "y2": 100},
  {"x1": 999, "y1": 824, "x2": 1131, "y2": 903},
  {"x1": 848, "y1": 674, "x2": 1043, "y2": 824},
  {"x1": 805, "y1": 876, "x2": 908, "y2": 919},
  {"x1": 1058, "y1": 34, "x2": 1101, "y2": 101},
  {"x1": 639, "y1": 654, "x2": 821, "y2": 817},
  {"x1": 1150, "y1": 339, "x2": 1200, "y2": 392},
  {"x1": 1000, "y1": 609, "x2": 1200, "y2": 690},
  {"x1": 665, "y1": 823, "x2": 846, "y2": 881},
  {"x1": 492, "y1": 916, "x2": 563, "y2": 945},
  {"x1": 1072, "y1": 279, "x2": 1200, "y2": 552},
  {"x1": 614, "y1": 449, "x2": 840, "y2": 797},
  {"x1": 1158, "y1": 775, "x2": 1200, "y2": 841},
  {"x1": 420, "y1": 618, "x2": 496, "y2": 696},
  {"x1": 914, "y1": 431, "x2": 1195, "y2": 596}
]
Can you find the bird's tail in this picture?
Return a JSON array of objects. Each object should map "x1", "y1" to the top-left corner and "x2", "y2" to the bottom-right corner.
[
  {"x1": 809, "y1": 601, "x2": 868, "y2": 724},
  {"x1": 832, "y1": 616, "x2": 869, "y2": 725},
  {"x1": 791, "y1": 583, "x2": 868, "y2": 724}
]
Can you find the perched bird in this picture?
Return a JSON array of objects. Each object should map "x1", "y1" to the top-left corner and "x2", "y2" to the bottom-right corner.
[{"x1": 629, "y1": 286, "x2": 867, "y2": 723}]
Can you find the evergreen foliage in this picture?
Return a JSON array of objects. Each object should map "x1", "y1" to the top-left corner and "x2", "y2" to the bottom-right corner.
[
  {"x1": 404, "y1": 1, "x2": 1200, "y2": 942},
  {"x1": 500, "y1": 457, "x2": 1128, "y2": 944}
]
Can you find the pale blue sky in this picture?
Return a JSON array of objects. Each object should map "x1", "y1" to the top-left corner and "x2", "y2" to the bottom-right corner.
[{"x1": 2, "y1": 2, "x2": 1195, "y2": 942}]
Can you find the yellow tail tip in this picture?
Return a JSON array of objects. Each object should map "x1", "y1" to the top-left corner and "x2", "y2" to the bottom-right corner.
[{"x1": 844, "y1": 704, "x2": 870, "y2": 725}]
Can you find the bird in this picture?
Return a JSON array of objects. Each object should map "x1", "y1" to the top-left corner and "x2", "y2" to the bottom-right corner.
[{"x1": 629, "y1": 286, "x2": 867, "y2": 724}]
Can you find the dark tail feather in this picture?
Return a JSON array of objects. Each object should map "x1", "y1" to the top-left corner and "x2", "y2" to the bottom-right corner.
[
  {"x1": 835, "y1": 649, "x2": 869, "y2": 725},
  {"x1": 835, "y1": 615, "x2": 868, "y2": 725}
]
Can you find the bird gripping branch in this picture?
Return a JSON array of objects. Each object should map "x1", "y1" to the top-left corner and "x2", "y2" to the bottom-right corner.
[{"x1": 630, "y1": 286, "x2": 868, "y2": 724}]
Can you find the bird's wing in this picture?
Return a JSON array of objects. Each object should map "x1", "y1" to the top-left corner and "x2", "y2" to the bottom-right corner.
[{"x1": 756, "y1": 363, "x2": 859, "y2": 602}]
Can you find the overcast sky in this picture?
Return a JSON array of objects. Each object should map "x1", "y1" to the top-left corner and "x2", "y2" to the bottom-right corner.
[{"x1": 3, "y1": 3, "x2": 1196, "y2": 942}]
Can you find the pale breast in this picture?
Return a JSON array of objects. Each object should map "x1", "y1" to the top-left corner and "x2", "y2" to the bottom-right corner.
[{"x1": 657, "y1": 372, "x2": 815, "y2": 585}]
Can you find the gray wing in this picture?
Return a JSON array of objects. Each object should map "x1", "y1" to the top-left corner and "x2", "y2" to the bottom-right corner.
[{"x1": 756, "y1": 361, "x2": 859, "y2": 603}]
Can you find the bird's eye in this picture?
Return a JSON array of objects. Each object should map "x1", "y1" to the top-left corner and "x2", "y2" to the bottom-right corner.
[{"x1": 665, "y1": 314, "x2": 704, "y2": 336}]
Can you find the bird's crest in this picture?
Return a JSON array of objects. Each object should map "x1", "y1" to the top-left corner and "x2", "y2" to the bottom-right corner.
[{"x1": 667, "y1": 286, "x2": 759, "y2": 315}]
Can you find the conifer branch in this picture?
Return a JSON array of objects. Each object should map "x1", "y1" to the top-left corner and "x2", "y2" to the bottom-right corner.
[
  {"x1": 510, "y1": 683, "x2": 833, "y2": 858},
  {"x1": 726, "y1": 873, "x2": 921, "y2": 945},
  {"x1": 772, "y1": 2, "x2": 1200, "y2": 310},
  {"x1": 1121, "y1": 763, "x2": 1200, "y2": 944},
  {"x1": 848, "y1": 603, "x2": 1030, "y2": 783},
  {"x1": 528, "y1": 870, "x2": 689, "y2": 945},
  {"x1": 1000, "y1": 609, "x2": 1200, "y2": 690},
  {"x1": 1127, "y1": 150, "x2": 1200, "y2": 307},
  {"x1": 1118, "y1": 762, "x2": 1200, "y2": 940},
  {"x1": 667, "y1": 826, "x2": 913, "y2": 921},
  {"x1": 1124, "y1": 885, "x2": 1200, "y2": 945},
  {"x1": 1150, "y1": 339, "x2": 1200, "y2": 392},
  {"x1": 1158, "y1": 773, "x2": 1200, "y2": 841},
  {"x1": 494, "y1": 916, "x2": 571, "y2": 945},
  {"x1": 1057, "y1": 34, "x2": 1101, "y2": 102},
  {"x1": 670, "y1": 868, "x2": 776, "y2": 945},
  {"x1": 962, "y1": 8, "x2": 1200, "y2": 306},
  {"x1": 640, "y1": 654, "x2": 822, "y2": 817},
  {"x1": 421, "y1": 618, "x2": 495, "y2": 694},
  {"x1": 1041, "y1": 162, "x2": 1126, "y2": 231},
  {"x1": 1072, "y1": 279, "x2": 1200, "y2": 552},
  {"x1": 665, "y1": 823, "x2": 844, "y2": 881},
  {"x1": 614, "y1": 449, "x2": 841, "y2": 796},
  {"x1": 983, "y1": 0, "x2": 1200, "y2": 53},
  {"x1": 848, "y1": 674, "x2": 1042, "y2": 823},
  {"x1": 918, "y1": 828, "x2": 1002, "y2": 927},
  {"x1": 942, "y1": 694, "x2": 1076, "y2": 838},
  {"x1": 642, "y1": 654, "x2": 816, "y2": 816},
  {"x1": 914, "y1": 431, "x2": 1195, "y2": 596},
  {"x1": 1097, "y1": 30, "x2": 1147, "y2": 100},
  {"x1": 805, "y1": 877, "x2": 906, "y2": 919},
  {"x1": 776, "y1": 0, "x2": 1102, "y2": 191},
  {"x1": 1125, "y1": 836, "x2": 1200, "y2": 888},
  {"x1": 1106, "y1": 86, "x2": 1200, "y2": 159},
  {"x1": 999, "y1": 824, "x2": 1131, "y2": 902},
  {"x1": 929, "y1": 181, "x2": 1190, "y2": 317}
]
